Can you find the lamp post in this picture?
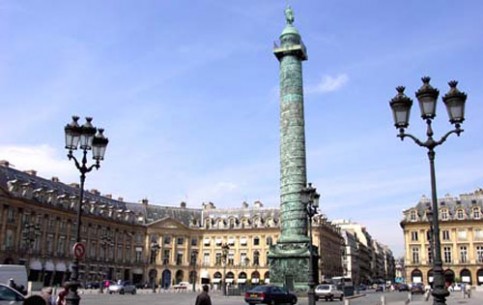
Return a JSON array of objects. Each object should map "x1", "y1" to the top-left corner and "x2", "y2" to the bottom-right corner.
[
  {"x1": 221, "y1": 242, "x2": 230, "y2": 296},
  {"x1": 389, "y1": 77, "x2": 467, "y2": 305},
  {"x1": 64, "y1": 116, "x2": 109, "y2": 305},
  {"x1": 21, "y1": 221, "x2": 41, "y2": 278},
  {"x1": 426, "y1": 209, "x2": 435, "y2": 287},
  {"x1": 99, "y1": 233, "x2": 112, "y2": 293},
  {"x1": 150, "y1": 241, "x2": 161, "y2": 292},
  {"x1": 191, "y1": 249, "x2": 198, "y2": 292},
  {"x1": 301, "y1": 183, "x2": 320, "y2": 305}
]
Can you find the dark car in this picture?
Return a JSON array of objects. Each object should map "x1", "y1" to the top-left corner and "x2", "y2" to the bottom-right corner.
[
  {"x1": 375, "y1": 285, "x2": 384, "y2": 292},
  {"x1": 0, "y1": 283, "x2": 25, "y2": 304},
  {"x1": 397, "y1": 283, "x2": 409, "y2": 292},
  {"x1": 244, "y1": 285, "x2": 297, "y2": 305},
  {"x1": 410, "y1": 283, "x2": 425, "y2": 295},
  {"x1": 85, "y1": 281, "x2": 101, "y2": 289}
]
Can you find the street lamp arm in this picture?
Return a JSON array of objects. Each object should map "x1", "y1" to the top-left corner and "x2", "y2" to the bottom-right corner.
[
  {"x1": 398, "y1": 127, "x2": 463, "y2": 150},
  {"x1": 67, "y1": 150, "x2": 100, "y2": 175},
  {"x1": 433, "y1": 127, "x2": 464, "y2": 147},
  {"x1": 397, "y1": 130, "x2": 425, "y2": 147}
]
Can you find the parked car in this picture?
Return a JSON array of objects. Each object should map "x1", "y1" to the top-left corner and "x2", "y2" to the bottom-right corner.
[
  {"x1": 410, "y1": 283, "x2": 425, "y2": 295},
  {"x1": 396, "y1": 283, "x2": 409, "y2": 292},
  {"x1": 108, "y1": 280, "x2": 137, "y2": 295},
  {"x1": 357, "y1": 284, "x2": 367, "y2": 291},
  {"x1": 85, "y1": 281, "x2": 101, "y2": 289},
  {"x1": 315, "y1": 284, "x2": 344, "y2": 301},
  {"x1": 375, "y1": 285, "x2": 384, "y2": 292},
  {"x1": 0, "y1": 283, "x2": 25, "y2": 305},
  {"x1": 244, "y1": 285, "x2": 297, "y2": 305},
  {"x1": 172, "y1": 281, "x2": 190, "y2": 290}
]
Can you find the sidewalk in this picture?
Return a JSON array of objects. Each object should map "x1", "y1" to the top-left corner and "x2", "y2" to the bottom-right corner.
[{"x1": 410, "y1": 290, "x2": 483, "y2": 305}]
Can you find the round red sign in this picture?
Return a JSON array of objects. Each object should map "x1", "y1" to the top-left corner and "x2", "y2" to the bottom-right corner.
[{"x1": 73, "y1": 242, "x2": 86, "y2": 260}]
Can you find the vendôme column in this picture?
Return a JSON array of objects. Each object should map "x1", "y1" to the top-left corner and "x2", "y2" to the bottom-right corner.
[{"x1": 269, "y1": 7, "x2": 317, "y2": 291}]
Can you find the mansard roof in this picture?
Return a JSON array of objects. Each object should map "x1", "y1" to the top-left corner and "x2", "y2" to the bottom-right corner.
[{"x1": 402, "y1": 189, "x2": 483, "y2": 223}]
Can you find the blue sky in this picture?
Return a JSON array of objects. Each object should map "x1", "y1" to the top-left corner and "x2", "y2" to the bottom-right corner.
[{"x1": 1, "y1": 1, "x2": 482, "y2": 257}]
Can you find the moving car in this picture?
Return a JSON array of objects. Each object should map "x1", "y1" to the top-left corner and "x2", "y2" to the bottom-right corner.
[
  {"x1": 410, "y1": 283, "x2": 425, "y2": 295},
  {"x1": 0, "y1": 283, "x2": 25, "y2": 305},
  {"x1": 396, "y1": 283, "x2": 409, "y2": 292},
  {"x1": 244, "y1": 285, "x2": 297, "y2": 305},
  {"x1": 108, "y1": 280, "x2": 137, "y2": 295},
  {"x1": 315, "y1": 284, "x2": 344, "y2": 301}
]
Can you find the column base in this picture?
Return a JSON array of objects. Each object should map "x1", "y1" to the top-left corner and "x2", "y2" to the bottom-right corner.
[{"x1": 268, "y1": 241, "x2": 318, "y2": 292}]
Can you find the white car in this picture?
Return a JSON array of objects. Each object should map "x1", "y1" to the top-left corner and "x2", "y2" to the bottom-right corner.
[
  {"x1": 0, "y1": 283, "x2": 25, "y2": 305},
  {"x1": 108, "y1": 281, "x2": 137, "y2": 295},
  {"x1": 315, "y1": 284, "x2": 344, "y2": 301}
]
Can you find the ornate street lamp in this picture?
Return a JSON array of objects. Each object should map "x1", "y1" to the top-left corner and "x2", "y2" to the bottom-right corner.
[
  {"x1": 221, "y1": 242, "x2": 230, "y2": 296},
  {"x1": 21, "y1": 221, "x2": 41, "y2": 278},
  {"x1": 389, "y1": 77, "x2": 467, "y2": 305},
  {"x1": 64, "y1": 116, "x2": 109, "y2": 305},
  {"x1": 301, "y1": 182, "x2": 320, "y2": 305},
  {"x1": 191, "y1": 249, "x2": 199, "y2": 292},
  {"x1": 150, "y1": 241, "x2": 161, "y2": 292}
]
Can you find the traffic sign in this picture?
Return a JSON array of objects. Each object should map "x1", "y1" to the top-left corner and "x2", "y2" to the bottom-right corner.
[{"x1": 73, "y1": 242, "x2": 86, "y2": 260}]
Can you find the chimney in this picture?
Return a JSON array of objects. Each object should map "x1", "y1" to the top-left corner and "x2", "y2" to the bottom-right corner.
[
  {"x1": 254, "y1": 200, "x2": 263, "y2": 208},
  {"x1": 242, "y1": 201, "x2": 249, "y2": 209},
  {"x1": 180, "y1": 201, "x2": 186, "y2": 208},
  {"x1": 90, "y1": 189, "x2": 100, "y2": 195},
  {"x1": 24, "y1": 170, "x2": 37, "y2": 176},
  {"x1": 69, "y1": 183, "x2": 79, "y2": 188},
  {"x1": 0, "y1": 160, "x2": 10, "y2": 167},
  {"x1": 118, "y1": 197, "x2": 124, "y2": 202},
  {"x1": 51, "y1": 177, "x2": 60, "y2": 183},
  {"x1": 141, "y1": 198, "x2": 149, "y2": 206},
  {"x1": 105, "y1": 194, "x2": 112, "y2": 199}
]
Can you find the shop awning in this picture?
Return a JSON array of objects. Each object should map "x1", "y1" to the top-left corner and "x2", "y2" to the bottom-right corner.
[
  {"x1": 200, "y1": 270, "x2": 210, "y2": 279},
  {"x1": 238, "y1": 279, "x2": 246, "y2": 284},
  {"x1": 212, "y1": 278, "x2": 221, "y2": 283}
]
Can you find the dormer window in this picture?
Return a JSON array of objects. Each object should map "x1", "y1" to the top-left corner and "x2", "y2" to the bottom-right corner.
[
  {"x1": 409, "y1": 210, "x2": 417, "y2": 221},
  {"x1": 473, "y1": 208, "x2": 480, "y2": 219},
  {"x1": 456, "y1": 209, "x2": 464, "y2": 220},
  {"x1": 440, "y1": 209, "x2": 449, "y2": 221}
]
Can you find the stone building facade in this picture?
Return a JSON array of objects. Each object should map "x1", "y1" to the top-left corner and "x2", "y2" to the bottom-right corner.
[
  {"x1": 401, "y1": 189, "x2": 483, "y2": 286},
  {"x1": 0, "y1": 161, "x2": 345, "y2": 288}
]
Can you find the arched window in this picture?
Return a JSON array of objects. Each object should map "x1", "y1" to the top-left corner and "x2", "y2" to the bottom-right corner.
[
  {"x1": 456, "y1": 209, "x2": 465, "y2": 220},
  {"x1": 473, "y1": 208, "x2": 480, "y2": 219},
  {"x1": 410, "y1": 210, "x2": 417, "y2": 221},
  {"x1": 266, "y1": 237, "x2": 273, "y2": 246},
  {"x1": 440, "y1": 209, "x2": 449, "y2": 220}
]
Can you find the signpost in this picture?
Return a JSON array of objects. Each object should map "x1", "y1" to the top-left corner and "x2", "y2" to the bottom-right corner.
[{"x1": 73, "y1": 242, "x2": 86, "y2": 260}]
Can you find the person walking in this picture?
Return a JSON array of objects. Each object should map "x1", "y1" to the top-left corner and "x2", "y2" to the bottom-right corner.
[
  {"x1": 41, "y1": 287, "x2": 55, "y2": 305},
  {"x1": 195, "y1": 285, "x2": 212, "y2": 305},
  {"x1": 56, "y1": 284, "x2": 68, "y2": 305}
]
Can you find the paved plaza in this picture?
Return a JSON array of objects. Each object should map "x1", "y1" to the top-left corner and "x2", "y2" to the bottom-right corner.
[{"x1": 70, "y1": 289, "x2": 483, "y2": 305}]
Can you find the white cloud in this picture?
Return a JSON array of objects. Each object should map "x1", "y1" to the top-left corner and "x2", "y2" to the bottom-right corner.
[
  {"x1": 306, "y1": 74, "x2": 349, "y2": 94},
  {"x1": 0, "y1": 144, "x2": 75, "y2": 181}
]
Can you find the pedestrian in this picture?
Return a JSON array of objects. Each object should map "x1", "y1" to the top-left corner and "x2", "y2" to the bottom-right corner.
[
  {"x1": 195, "y1": 285, "x2": 212, "y2": 305},
  {"x1": 8, "y1": 278, "x2": 18, "y2": 291},
  {"x1": 41, "y1": 287, "x2": 55, "y2": 305},
  {"x1": 462, "y1": 283, "x2": 466, "y2": 298},
  {"x1": 56, "y1": 284, "x2": 68, "y2": 305}
]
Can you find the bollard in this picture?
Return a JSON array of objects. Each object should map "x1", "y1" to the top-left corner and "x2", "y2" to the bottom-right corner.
[
  {"x1": 380, "y1": 295, "x2": 385, "y2": 305},
  {"x1": 344, "y1": 298, "x2": 349, "y2": 305}
]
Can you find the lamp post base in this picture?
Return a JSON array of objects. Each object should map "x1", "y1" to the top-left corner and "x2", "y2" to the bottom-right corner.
[{"x1": 64, "y1": 281, "x2": 81, "y2": 305}]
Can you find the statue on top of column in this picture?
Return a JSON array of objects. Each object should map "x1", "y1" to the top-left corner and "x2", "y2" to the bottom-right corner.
[{"x1": 285, "y1": 6, "x2": 294, "y2": 25}]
